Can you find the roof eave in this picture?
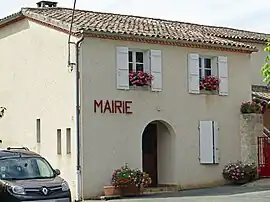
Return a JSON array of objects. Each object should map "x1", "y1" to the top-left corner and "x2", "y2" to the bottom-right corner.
[
  {"x1": 252, "y1": 92, "x2": 270, "y2": 102},
  {"x1": 21, "y1": 8, "x2": 81, "y2": 34},
  {"x1": 232, "y1": 38, "x2": 269, "y2": 45},
  {"x1": 83, "y1": 30, "x2": 257, "y2": 53},
  {"x1": 0, "y1": 12, "x2": 24, "y2": 28}
]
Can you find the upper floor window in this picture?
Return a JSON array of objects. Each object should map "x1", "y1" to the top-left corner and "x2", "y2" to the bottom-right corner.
[
  {"x1": 116, "y1": 47, "x2": 162, "y2": 92},
  {"x1": 188, "y1": 53, "x2": 228, "y2": 96},
  {"x1": 199, "y1": 57, "x2": 212, "y2": 78},
  {"x1": 128, "y1": 51, "x2": 145, "y2": 72}
]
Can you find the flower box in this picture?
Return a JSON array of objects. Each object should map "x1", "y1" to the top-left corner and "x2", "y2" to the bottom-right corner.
[
  {"x1": 200, "y1": 76, "x2": 220, "y2": 92},
  {"x1": 129, "y1": 71, "x2": 153, "y2": 87},
  {"x1": 200, "y1": 89, "x2": 218, "y2": 95}
]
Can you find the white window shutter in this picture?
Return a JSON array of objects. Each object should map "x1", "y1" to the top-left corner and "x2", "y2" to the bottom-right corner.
[
  {"x1": 188, "y1": 53, "x2": 200, "y2": 94},
  {"x1": 150, "y1": 50, "x2": 162, "y2": 92},
  {"x1": 211, "y1": 57, "x2": 218, "y2": 77},
  {"x1": 144, "y1": 51, "x2": 150, "y2": 73},
  {"x1": 213, "y1": 121, "x2": 219, "y2": 164},
  {"x1": 218, "y1": 56, "x2": 228, "y2": 96},
  {"x1": 116, "y1": 47, "x2": 129, "y2": 90},
  {"x1": 199, "y1": 121, "x2": 214, "y2": 164}
]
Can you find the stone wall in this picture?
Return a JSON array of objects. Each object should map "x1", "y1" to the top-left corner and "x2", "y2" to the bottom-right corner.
[{"x1": 240, "y1": 114, "x2": 263, "y2": 166}]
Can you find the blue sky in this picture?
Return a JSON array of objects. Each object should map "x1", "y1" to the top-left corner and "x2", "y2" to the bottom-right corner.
[{"x1": 1, "y1": 0, "x2": 270, "y2": 33}]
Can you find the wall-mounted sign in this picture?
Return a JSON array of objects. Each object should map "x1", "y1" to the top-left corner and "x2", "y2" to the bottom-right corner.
[{"x1": 94, "y1": 100, "x2": 132, "y2": 114}]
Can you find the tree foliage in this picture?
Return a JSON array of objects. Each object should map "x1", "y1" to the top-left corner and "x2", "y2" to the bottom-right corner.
[{"x1": 261, "y1": 41, "x2": 270, "y2": 84}]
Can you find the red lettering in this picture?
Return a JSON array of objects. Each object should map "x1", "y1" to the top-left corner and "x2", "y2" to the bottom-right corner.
[
  {"x1": 125, "y1": 101, "x2": 132, "y2": 114},
  {"x1": 94, "y1": 100, "x2": 103, "y2": 113},
  {"x1": 122, "y1": 101, "x2": 125, "y2": 113},
  {"x1": 111, "y1": 100, "x2": 115, "y2": 113},
  {"x1": 94, "y1": 100, "x2": 132, "y2": 114},
  {"x1": 115, "y1": 100, "x2": 122, "y2": 114},
  {"x1": 104, "y1": 100, "x2": 112, "y2": 113}
]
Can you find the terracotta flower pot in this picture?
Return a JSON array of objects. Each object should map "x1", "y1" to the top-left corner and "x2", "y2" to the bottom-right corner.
[
  {"x1": 103, "y1": 185, "x2": 121, "y2": 196},
  {"x1": 119, "y1": 184, "x2": 141, "y2": 197}
]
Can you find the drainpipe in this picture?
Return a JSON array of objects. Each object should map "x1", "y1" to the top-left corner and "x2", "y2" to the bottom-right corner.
[{"x1": 75, "y1": 33, "x2": 84, "y2": 202}]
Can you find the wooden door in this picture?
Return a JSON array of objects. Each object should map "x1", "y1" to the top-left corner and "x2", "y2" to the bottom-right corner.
[{"x1": 142, "y1": 123, "x2": 158, "y2": 187}]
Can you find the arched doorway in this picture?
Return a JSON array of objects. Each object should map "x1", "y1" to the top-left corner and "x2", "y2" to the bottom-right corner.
[{"x1": 142, "y1": 120, "x2": 175, "y2": 187}]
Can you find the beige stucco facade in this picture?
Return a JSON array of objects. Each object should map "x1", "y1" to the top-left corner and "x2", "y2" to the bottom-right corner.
[
  {"x1": 1, "y1": 17, "x2": 267, "y2": 200},
  {"x1": 0, "y1": 19, "x2": 78, "y2": 199},
  {"x1": 80, "y1": 38, "x2": 252, "y2": 198}
]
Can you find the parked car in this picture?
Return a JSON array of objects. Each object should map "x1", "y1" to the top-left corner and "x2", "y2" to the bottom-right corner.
[{"x1": 0, "y1": 147, "x2": 71, "y2": 202}]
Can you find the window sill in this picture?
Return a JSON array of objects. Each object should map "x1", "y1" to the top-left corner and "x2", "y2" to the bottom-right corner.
[
  {"x1": 200, "y1": 89, "x2": 218, "y2": 95},
  {"x1": 129, "y1": 85, "x2": 151, "y2": 91}
]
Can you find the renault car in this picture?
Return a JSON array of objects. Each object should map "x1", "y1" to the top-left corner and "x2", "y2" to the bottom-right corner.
[{"x1": 0, "y1": 147, "x2": 71, "y2": 202}]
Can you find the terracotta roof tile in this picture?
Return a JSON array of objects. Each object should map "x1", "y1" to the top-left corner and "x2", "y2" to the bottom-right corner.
[
  {"x1": 252, "y1": 85, "x2": 270, "y2": 101},
  {"x1": 2, "y1": 7, "x2": 270, "y2": 51}
]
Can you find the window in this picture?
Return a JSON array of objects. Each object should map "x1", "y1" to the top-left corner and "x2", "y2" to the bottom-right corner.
[
  {"x1": 128, "y1": 50, "x2": 145, "y2": 72},
  {"x1": 199, "y1": 57, "x2": 212, "y2": 78},
  {"x1": 66, "y1": 128, "x2": 71, "y2": 154},
  {"x1": 116, "y1": 47, "x2": 162, "y2": 91},
  {"x1": 0, "y1": 157, "x2": 55, "y2": 180},
  {"x1": 188, "y1": 53, "x2": 228, "y2": 96},
  {"x1": 57, "y1": 129, "x2": 61, "y2": 155}
]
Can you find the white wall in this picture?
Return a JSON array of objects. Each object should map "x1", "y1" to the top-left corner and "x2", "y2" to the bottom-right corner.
[{"x1": 0, "y1": 19, "x2": 78, "y2": 199}]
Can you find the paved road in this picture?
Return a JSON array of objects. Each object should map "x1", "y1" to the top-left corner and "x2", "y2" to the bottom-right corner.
[
  {"x1": 86, "y1": 185, "x2": 270, "y2": 201},
  {"x1": 112, "y1": 191, "x2": 270, "y2": 201}
]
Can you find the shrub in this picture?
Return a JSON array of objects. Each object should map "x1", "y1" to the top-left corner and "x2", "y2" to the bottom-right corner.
[
  {"x1": 222, "y1": 161, "x2": 257, "y2": 184},
  {"x1": 240, "y1": 101, "x2": 261, "y2": 114},
  {"x1": 111, "y1": 163, "x2": 152, "y2": 188}
]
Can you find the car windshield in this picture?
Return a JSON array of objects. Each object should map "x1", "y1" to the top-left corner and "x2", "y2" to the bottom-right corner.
[{"x1": 0, "y1": 157, "x2": 55, "y2": 180}]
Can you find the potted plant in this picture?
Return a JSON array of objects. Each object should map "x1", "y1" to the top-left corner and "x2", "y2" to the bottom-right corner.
[
  {"x1": 222, "y1": 161, "x2": 257, "y2": 185},
  {"x1": 129, "y1": 71, "x2": 153, "y2": 87},
  {"x1": 200, "y1": 76, "x2": 220, "y2": 94},
  {"x1": 104, "y1": 163, "x2": 152, "y2": 197},
  {"x1": 240, "y1": 101, "x2": 262, "y2": 114}
]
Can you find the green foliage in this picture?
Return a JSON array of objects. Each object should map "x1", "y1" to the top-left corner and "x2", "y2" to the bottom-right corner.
[
  {"x1": 222, "y1": 161, "x2": 257, "y2": 185},
  {"x1": 261, "y1": 41, "x2": 270, "y2": 84}
]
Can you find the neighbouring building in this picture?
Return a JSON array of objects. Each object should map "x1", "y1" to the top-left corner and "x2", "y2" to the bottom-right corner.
[{"x1": 0, "y1": 1, "x2": 270, "y2": 200}]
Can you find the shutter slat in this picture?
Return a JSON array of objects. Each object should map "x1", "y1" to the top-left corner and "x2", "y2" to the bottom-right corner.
[
  {"x1": 188, "y1": 53, "x2": 200, "y2": 94},
  {"x1": 150, "y1": 50, "x2": 162, "y2": 92},
  {"x1": 199, "y1": 121, "x2": 214, "y2": 164},
  {"x1": 116, "y1": 47, "x2": 129, "y2": 90},
  {"x1": 218, "y1": 56, "x2": 228, "y2": 96}
]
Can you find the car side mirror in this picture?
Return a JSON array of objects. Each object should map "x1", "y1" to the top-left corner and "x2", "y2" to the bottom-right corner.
[{"x1": 54, "y1": 169, "x2": 61, "y2": 176}]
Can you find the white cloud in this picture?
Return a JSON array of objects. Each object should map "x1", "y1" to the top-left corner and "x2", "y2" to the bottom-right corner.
[{"x1": 1, "y1": 0, "x2": 270, "y2": 33}]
